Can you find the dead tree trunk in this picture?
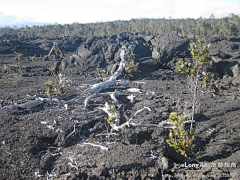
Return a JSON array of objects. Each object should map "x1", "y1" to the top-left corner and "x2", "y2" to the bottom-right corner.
[{"x1": 88, "y1": 45, "x2": 136, "y2": 93}]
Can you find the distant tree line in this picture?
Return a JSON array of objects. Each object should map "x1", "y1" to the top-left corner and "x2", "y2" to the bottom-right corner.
[{"x1": 0, "y1": 13, "x2": 239, "y2": 40}]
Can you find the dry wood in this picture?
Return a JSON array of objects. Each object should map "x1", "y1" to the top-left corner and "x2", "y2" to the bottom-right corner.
[
  {"x1": 81, "y1": 142, "x2": 108, "y2": 151},
  {"x1": 89, "y1": 45, "x2": 136, "y2": 93},
  {"x1": 84, "y1": 91, "x2": 121, "y2": 108},
  {"x1": 127, "y1": 88, "x2": 143, "y2": 93},
  {"x1": 2, "y1": 98, "x2": 43, "y2": 112}
]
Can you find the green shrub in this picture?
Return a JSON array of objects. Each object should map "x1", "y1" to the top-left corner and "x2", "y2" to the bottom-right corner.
[
  {"x1": 106, "y1": 105, "x2": 120, "y2": 128},
  {"x1": 44, "y1": 74, "x2": 68, "y2": 96},
  {"x1": 14, "y1": 53, "x2": 24, "y2": 61},
  {"x1": 2, "y1": 65, "x2": 7, "y2": 73},
  {"x1": 29, "y1": 55, "x2": 36, "y2": 61},
  {"x1": 124, "y1": 52, "x2": 139, "y2": 79},
  {"x1": 166, "y1": 112, "x2": 195, "y2": 156},
  {"x1": 176, "y1": 38, "x2": 212, "y2": 87},
  {"x1": 44, "y1": 81, "x2": 54, "y2": 95}
]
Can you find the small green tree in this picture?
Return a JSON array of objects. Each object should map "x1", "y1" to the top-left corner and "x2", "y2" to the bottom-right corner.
[
  {"x1": 125, "y1": 58, "x2": 139, "y2": 79},
  {"x1": 176, "y1": 38, "x2": 212, "y2": 130},
  {"x1": 49, "y1": 65, "x2": 57, "y2": 76},
  {"x1": 44, "y1": 74, "x2": 68, "y2": 96},
  {"x1": 44, "y1": 81, "x2": 54, "y2": 96},
  {"x1": 166, "y1": 112, "x2": 195, "y2": 156},
  {"x1": 106, "y1": 105, "x2": 120, "y2": 128},
  {"x1": 167, "y1": 38, "x2": 212, "y2": 157},
  {"x1": 124, "y1": 51, "x2": 139, "y2": 79}
]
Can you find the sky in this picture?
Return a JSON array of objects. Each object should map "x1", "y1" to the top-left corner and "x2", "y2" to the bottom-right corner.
[{"x1": 0, "y1": 0, "x2": 240, "y2": 26}]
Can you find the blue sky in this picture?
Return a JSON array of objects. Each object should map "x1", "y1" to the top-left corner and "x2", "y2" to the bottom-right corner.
[{"x1": 0, "y1": 0, "x2": 240, "y2": 26}]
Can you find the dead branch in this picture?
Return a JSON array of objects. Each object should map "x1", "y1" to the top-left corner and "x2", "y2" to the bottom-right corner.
[
  {"x1": 84, "y1": 91, "x2": 121, "y2": 108},
  {"x1": 127, "y1": 88, "x2": 143, "y2": 93},
  {"x1": 111, "y1": 122, "x2": 175, "y2": 131},
  {"x1": 128, "y1": 107, "x2": 151, "y2": 122},
  {"x1": 116, "y1": 79, "x2": 130, "y2": 85},
  {"x1": 89, "y1": 45, "x2": 136, "y2": 93},
  {"x1": 1, "y1": 98, "x2": 43, "y2": 113},
  {"x1": 99, "y1": 106, "x2": 178, "y2": 131},
  {"x1": 127, "y1": 94, "x2": 136, "y2": 103},
  {"x1": 81, "y1": 142, "x2": 108, "y2": 151},
  {"x1": 65, "y1": 124, "x2": 76, "y2": 140},
  {"x1": 64, "y1": 44, "x2": 136, "y2": 105},
  {"x1": 69, "y1": 78, "x2": 101, "y2": 85}
]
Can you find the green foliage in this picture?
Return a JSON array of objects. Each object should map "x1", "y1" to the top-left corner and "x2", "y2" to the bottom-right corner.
[
  {"x1": 106, "y1": 105, "x2": 120, "y2": 127},
  {"x1": 14, "y1": 53, "x2": 24, "y2": 61},
  {"x1": 2, "y1": 65, "x2": 8, "y2": 73},
  {"x1": 176, "y1": 38, "x2": 212, "y2": 131},
  {"x1": 96, "y1": 68, "x2": 103, "y2": 77},
  {"x1": 1, "y1": 14, "x2": 239, "y2": 40},
  {"x1": 44, "y1": 81, "x2": 53, "y2": 95},
  {"x1": 124, "y1": 53, "x2": 139, "y2": 79},
  {"x1": 202, "y1": 71, "x2": 212, "y2": 87},
  {"x1": 29, "y1": 55, "x2": 36, "y2": 61},
  {"x1": 172, "y1": 39, "x2": 213, "y2": 157},
  {"x1": 176, "y1": 58, "x2": 194, "y2": 76},
  {"x1": 176, "y1": 38, "x2": 212, "y2": 87},
  {"x1": 44, "y1": 74, "x2": 68, "y2": 96},
  {"x1": 125, "y1": 59, "x2": 139, "y2": 79},
  {"x1": 166, "y1": 112, "x2": 195, "y2": 156},
  {"x1": 210, "y1": 88, "x2": 216, "y2": 93}
]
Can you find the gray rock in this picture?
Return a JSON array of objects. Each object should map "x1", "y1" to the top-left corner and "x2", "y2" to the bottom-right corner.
[
  {"x1": 59, "y1": 33, "x2": 152, "y2": 75},
  {"x1": 232, "y1": 64, "x2": 239, "y2": 77},
  {"x1": 151, "y1": 31, "x2": 189, "y2": 68},
  {"x1": 232, "y1": 77, "x2": 240, "y2": 87}
]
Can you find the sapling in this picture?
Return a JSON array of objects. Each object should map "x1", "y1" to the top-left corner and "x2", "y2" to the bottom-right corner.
[
  {"x1": 14, "y1": 53, "x2": 24, "y2": 61},
  {"x1": 124, "y1": 51, "x2": 139, "y2": 79},
  {"x1": 167, "y1": 38, "x2": 212, "y2": 156},
  {"x1": 166, "y1": 112, "x2": 195, "y2": 156},
  {"x1": 44, "y1": 81, "x2": 54, "y2": 96},
  {"x1": 30, "y1": 55, "x2": 36, "y2": 61},
  {"x1": 44, "y1": 73, "x2": 69, "y2": 97},
  {"x1": 176, "y1": 38, "x2": 212, "y2": 130},
  {"x1": 100, "y1": 103, "x2": 120, "y2": 129}
]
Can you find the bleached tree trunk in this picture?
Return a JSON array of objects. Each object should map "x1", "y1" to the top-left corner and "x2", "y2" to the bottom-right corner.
[
  {"x1": 2, "y1": 99, "x2": 43, "y2": 113},
  {"x1": 89, "y1": 45, "x2": 136, "y2": 93}
]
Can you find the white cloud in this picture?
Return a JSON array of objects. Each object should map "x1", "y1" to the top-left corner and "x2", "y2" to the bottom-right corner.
[{"x1": 0, "y1": 0, "x2": 240, "y2": 25}]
